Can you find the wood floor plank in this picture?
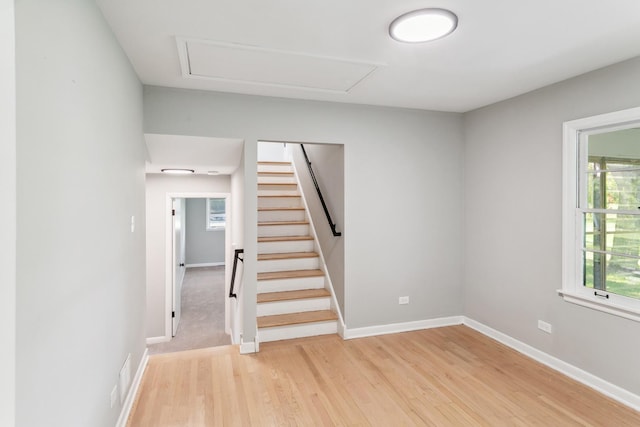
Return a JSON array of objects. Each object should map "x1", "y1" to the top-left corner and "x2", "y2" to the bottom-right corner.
[{"x1": 127, "y1": 327, "x2": 640, "y2": 427}]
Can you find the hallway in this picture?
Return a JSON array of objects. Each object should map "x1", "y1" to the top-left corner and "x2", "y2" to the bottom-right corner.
[{"x1": 148, "y1": 266, "x2": 230, "y2": 354}]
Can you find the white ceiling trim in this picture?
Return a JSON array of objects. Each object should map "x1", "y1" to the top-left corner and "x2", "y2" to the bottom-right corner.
[{"x1": 175, "y1": 37, "x2": 383, "y2": 94}]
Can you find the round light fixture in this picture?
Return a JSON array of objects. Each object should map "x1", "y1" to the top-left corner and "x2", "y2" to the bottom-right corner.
[
  {"x1": 207, "y1": 170, "x2": 220, "y2": 175},
  {"x1": 389, "y1": 8, "x2": 458, "y2": 43},
  {"x1": 160, "y1": 168, "x2": 194, "y2": 175}
]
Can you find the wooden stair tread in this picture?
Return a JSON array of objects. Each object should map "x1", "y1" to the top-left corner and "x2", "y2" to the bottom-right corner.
[
  {"x1": 258, "y1": 183, "x2": 297, "y2": 186},
  {"x1": 257, "y1": 310, "x2": 338, "y2": 328},
  {"x1": 258, "y1": 172, "x2": 294, "y2": 176},
  {"x1": 257, "y1": 289, "x2": 330, "y2": 303},
  {"x1": 258, "y1": 195, "x2": 301, "y2": 198},
  {"x1": 258, "y1": 251, "x2": 318, "y2": 261},
  {"x1": 258, "y1": 220, "x2": 309, "y2": 226},
  {"x1": 258, "y1": 269, "x2": 324, "y2": 281},
  {"x1": 258, "y1": 161, "x2": 291, "y2": 165},
  {"x1": 258, "y1": 207, "x2": 305, "y2": 211},
  {"x1": 258, "y1": 235, "x2": 314, "y2": 242}
]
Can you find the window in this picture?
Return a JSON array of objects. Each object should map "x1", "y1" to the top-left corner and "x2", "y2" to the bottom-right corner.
[
  {"x1": 206, "y1": 198, "x2": 226, "y2": 230},
  {"x1": 562, "y1": 107, "x2": 640, "y2": 322}
]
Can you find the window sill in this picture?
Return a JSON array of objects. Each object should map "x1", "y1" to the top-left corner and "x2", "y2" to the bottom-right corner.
[{"x1": 557, "y1": 290, "x2": 640, "y2": 323}]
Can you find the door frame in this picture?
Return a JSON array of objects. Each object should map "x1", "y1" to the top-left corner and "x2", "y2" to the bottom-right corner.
[
  {"x1": 171, "y1": 198, "x2": 186, "y2": 337},
  {"x1": 164, "y1": 192, "x2": 232, "y2": 340}
]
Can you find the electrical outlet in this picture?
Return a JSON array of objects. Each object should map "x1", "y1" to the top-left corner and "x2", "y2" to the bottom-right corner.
[
  {"x1": 399, "y1": 296, "x2": 409, "y2": 305},
  {"x1": 110, "y1": 385, "x2": 118, "y2": 408},
  {"x1": 538, "y1": 320, "x2": 553, "y2": 334}
]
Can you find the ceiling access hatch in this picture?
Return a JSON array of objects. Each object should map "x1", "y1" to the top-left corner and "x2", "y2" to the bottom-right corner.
[{"x1": 176, "y1": 37, "x2": 380, "y2": 93}]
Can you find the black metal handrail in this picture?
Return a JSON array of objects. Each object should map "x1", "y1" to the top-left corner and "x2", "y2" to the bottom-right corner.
[
  {"x1": 300, "y1": 144, "x2": 342, "y2": 236},
  {"x1": 229, "y1": 249, "x2": 244, "y2": 298}
]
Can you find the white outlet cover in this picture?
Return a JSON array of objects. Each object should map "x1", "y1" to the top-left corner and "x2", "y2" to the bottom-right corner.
[
  {"x1": 399, "y1": 296, "x2": 409, "y2": 305},
  {"x1": 538, "y1": 320, "x2": 553, "y2": 334}
]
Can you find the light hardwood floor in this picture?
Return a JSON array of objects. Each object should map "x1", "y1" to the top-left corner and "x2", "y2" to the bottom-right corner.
[{"x1": 128, "y1": 326, "x2": 640, "y2": 426}]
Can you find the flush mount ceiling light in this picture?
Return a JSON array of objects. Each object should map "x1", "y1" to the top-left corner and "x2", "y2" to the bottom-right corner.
[
  {"x1": 207, "y1": 170, "x2": 220, "y2": 175},
  {"x1": 160, "y1": 168, "x2": 194, "y2": 175},
  {"x1": 389, "y1": 8, "x2": 458, "y2": 43}
]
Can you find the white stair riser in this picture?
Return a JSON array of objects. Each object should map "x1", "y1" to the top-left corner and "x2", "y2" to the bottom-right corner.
[
  {"x1": 258, "y1": 164, "x2": 292, "y2": 173},
  {"x1": 258, "y1": 176, "x2": 296, "y2": 184},
  {"x1": 258, "y1": 224, "x2": 309, "y2": 237},
  {"x1": 258, "y1": 276, "x2": 325, "y2": 293},
  {"x1": 258, "y1": 183, "x2": 297, "y2": 192},
  {"x1": 257, "y1": 189, "x2": 300, "y2": 197},
  {"x1": 257, "y1": 257, "x2": 319, "y2": 273},
  {"x1": 258, "y1": 196, "x2": 302, "y2": 208},
  {"x1": 258, "y1": 209, "x2": 306, "y2": 222},
  {"x1": 258, "y1": 240, "x2": 314, "y2": 254},
  {"x1": 256, "y1": 297, "x2": 331, "y2": 317},
  {"x1": 259, "y1": 321, "x2": 338, "y2": 343}
]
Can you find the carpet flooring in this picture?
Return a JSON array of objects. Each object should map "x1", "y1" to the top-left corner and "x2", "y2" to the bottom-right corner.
[{"x1": 148, "y1": 266, "x2": 231, "y2": 355}]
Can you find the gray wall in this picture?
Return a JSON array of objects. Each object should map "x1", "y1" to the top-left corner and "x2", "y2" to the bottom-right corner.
[
  {"x1": 291, "y1": 143, "x2": 345, "y2": 315},
  {"x1": 0, "y1": 0, "x2": 16, "y2": 424},
  {"x1": 144, "y1": 86, "x2": 465, "y2": 339},
  {"x1": 15, "y1": 1, "x2": 147, "y2": 426},
  {"x1": 145, "y1": 174, "x2": 230, "y2": 338},
  {"x1": 185, "y1": 198, "x2": 225, "y2": 265},
  {"x1": 464, "y1": 56, "x2": 640, "y2": 396}
]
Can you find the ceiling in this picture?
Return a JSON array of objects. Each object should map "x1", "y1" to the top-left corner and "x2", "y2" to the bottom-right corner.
[
  {"x1": 97, "y1": 0, "x2": 640, "y2": 113},
  {"x1": 145, "y1": 134, "x2": 243, "y2": 175}
]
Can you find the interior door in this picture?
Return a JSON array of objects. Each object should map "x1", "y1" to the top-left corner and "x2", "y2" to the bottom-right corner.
[{"x1": 172, "y1": 198, "x2": 186, "y2": 336}]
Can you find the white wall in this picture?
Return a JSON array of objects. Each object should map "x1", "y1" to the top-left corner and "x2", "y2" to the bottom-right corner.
[
  {"x1": 15, "y1": 1, "x2": 147, "y2": 426},
  {"x1": 0, "y1": 0, "x2": 16, "y2": 424},
  {"x1": 464, "y1": 56, "x2": 640, "y2": 397},
  {"x1": 291, "y1": 143, "x2": 345, "y2": 314},
  {"x1": 144, "y1": 87, "x2": 465, "y2": 341},
  {"x1": 185, "y1": 198, "x2": 225, "y2": 265},
  {"x1": 229, "y1": 148, "x2": 246, "y2": 342},
  {"x1": 145, "y1": 174, "x2": 230, "y2": 338},
  {"x1": 258, "y1": 141, "x2": 287, "y2": 162}
]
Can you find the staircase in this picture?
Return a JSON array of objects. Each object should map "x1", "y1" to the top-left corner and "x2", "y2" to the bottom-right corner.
[{"x1": 257, "y1": 161, "x2": 339, "y2": 343}]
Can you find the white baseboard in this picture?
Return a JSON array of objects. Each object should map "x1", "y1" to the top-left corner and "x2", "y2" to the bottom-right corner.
[
  {"x1": 343, "y1": 316, "x2": 463, "y2": 340},
  {"x1": 462, "y1": 317, "x2": 640, "y2": 412},
  {"x1": 240, "y1": 336, "x2": 258, "y2": 354},
  {"x1": 146, "y1": 336, "x2": 170, "y2": 345},
  {"x1": 186, "y1": 262, "x2": 224, "y2": 268},
  {"x1": 116, "y1": 348, "x2": 149, "y2": 427}
]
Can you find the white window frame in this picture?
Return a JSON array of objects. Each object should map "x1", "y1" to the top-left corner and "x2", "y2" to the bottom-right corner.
[
  {"x1": 206, "y1": 197, "x2": 226, "y2": 231},
  {"x1": 561, "y1": 106, "x2": 640, "y2": 323}
]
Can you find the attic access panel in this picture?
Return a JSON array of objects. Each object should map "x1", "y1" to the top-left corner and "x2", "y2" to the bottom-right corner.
[{"x1": 177, "y1": 38, "x2": 379, "y2": 93}]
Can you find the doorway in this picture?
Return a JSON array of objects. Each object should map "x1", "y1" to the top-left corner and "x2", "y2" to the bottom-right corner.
[{"x1": 148, "y1": 193, "x2": 232, "y2": 354}]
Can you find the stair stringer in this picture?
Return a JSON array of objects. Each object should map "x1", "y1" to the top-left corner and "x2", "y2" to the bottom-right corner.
[{"x1": 289, "y1": 156, "x2": 346, "y2": 337}]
